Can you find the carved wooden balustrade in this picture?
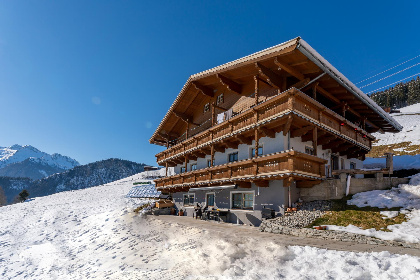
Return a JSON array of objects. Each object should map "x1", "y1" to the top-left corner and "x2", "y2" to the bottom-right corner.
[
  {"x1": 155, "y1": 88, "x2": 373, "y2": 164},
  {"x1": 154, "y1": 150, "x2": 327, "y2": 190}
]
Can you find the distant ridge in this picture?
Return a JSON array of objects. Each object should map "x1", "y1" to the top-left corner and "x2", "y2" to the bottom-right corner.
[
  {"x1": 0, "y1": 144, "x2": 80, "y2": 180},
  {"x1": 0, "y1": 158, "x2": 146, "y2": 204}
]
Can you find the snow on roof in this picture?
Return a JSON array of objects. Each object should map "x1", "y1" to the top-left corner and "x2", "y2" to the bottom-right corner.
[{"x1": 126, "y1": 184, "x2": 161, "y2": 198}]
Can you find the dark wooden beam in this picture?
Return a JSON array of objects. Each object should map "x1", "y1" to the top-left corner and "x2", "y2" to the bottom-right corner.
[
  {"x1": 318, "y1": 135, "x2": 336, "y2": 145},
  {"x1": 192, "y1": 81, "x2": 214, "y2": 97},
  {"x1": 291, "y1": 125, "x2": 314, "y2": 138},
  {"x1": 237, "y1": 181, "x2": 252, "y2": 188},
  {"x1": 259, "y1": 126, "x2": 276, "y2": 138},
  {"x1": 274, "y1": 57, "x2": 305, "y2": 80},
  {"x1": 213, "y1": 145, "x2": 226, "y2": 153},
  {"x1": 255, "y1": 62, "x2": 283, "y2": 89},
  {"x1": 323, "y1": 139, "x2": 345, "y2": 150},
  {"x1": 290, "y1": 77, "x2": 310, "y2": 89},
  {"x1": 173, "y1": 111, "x2": 200, "y2": 126},
  {"x1": 217, "y1": 74, "x2": 242, "y2": 94},
  {"x1": 236, "y1": 135, "x2": 252, "y2": 145},
  {"x1": 283, "y1": 115, "x2": 293, "y2": 136},
  {"x1": 225, "y1": 141, "x2": 239, "y2": 149},
  {"x1": 253, "y1": 180, "x2": 269, "y2": 187}
]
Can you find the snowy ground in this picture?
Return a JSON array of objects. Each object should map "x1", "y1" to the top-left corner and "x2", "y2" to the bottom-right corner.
[
  {"x1": 373, "y1": 103, "x2": 420, "y2": 146},
  {"x1": 1, "y1": 172, "x2": 420, "y2": 279},
  {"x1": 327, "y1": 173, "x2": 420, "y2": 244}
]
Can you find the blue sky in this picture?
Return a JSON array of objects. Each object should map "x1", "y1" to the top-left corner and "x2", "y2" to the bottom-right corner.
[{"x1": 0, "y1": 1, "x2": 419, "y2": 165}]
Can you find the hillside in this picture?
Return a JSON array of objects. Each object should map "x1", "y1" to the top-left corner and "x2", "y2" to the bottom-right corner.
[
  {"x1": 1, "y1": 170, "x2": 418, "y2": 279},
  {"x1": 368, "y1": 103, "x2": 420, "y2": 157},
  {"x1": 0, "y1": 144, "x2": 80, "y2": 180},
  {"x1": 0, "y1": 158, "x2": 146, "y2": 204}
]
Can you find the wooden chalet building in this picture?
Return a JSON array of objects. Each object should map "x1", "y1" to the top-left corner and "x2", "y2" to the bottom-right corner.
[{"x1": 149, "y1": 37, "x2": 402, "y2": 225}]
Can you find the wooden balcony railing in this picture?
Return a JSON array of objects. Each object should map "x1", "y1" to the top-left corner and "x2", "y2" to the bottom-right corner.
[
  {"x1": 156, "y1": 88, "x2": 373, "y2": 164},
  {"x1": 154, "y1": 150, "x2": 327, "y2": 189}
]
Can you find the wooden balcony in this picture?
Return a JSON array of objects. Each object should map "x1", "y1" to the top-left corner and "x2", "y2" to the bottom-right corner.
[
  {"x1": 155, "y1": 150, "x2": 327, "y2": 192},
  {"x1": 156, "y1": 88, "x2": 373, "y2": 164}
]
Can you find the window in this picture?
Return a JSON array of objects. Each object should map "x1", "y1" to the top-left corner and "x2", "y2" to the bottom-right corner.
[
  {"x1": 183, "y1": 194, "x2": 195, "y2": 206},
  {"x1": 228, "y1": 152, "x2": 238, "y2": 162},
  {"x1": 180, "y1": 167, "x2": 186, "y2": 173},
  {"x1": 231, "y1": 192, "x2": 254, "y2": 210},
  {"x1": 207, "y1": 159, "x2": 215, "y2": 167},
  {"x1": 206, "y1": 193, "x2": 215, "y2": 207},
  {"x1": 203, "y1": 103, "x2": 210, "y2": 113},
  {"x1": 216, "y1": 93, "x2": 224, "y2": 105},
  {"x1": 250, "y1": 146, "x2": 263, "y2": 158},
  {"x1": 305, "y1": 146, "x2": 314, "y2": 155},
  {"x1": 350, "y1": 162, "x2": 356, "y2": 169},
  {"x1": 341, "y1": 158, "x2": 345, "y2": 170},
  {"x1": 191, "y1": 164, "x2": 197, "y2": 171}
]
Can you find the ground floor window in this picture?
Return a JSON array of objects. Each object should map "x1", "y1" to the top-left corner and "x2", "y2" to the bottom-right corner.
[
  {"x1": 183, "y1": 194, "x2": 195, "y2": 206},
  {"x1": 231, "y1": 192, "x2": 254, "y2": 210},
  {"x1": 206, "y1": 193, "x2": 215, "y2": 207}
]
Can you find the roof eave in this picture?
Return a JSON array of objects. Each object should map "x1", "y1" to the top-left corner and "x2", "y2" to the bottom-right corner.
[{"x1": 296, "y1": 39, "x2": 403, "y2": 132}]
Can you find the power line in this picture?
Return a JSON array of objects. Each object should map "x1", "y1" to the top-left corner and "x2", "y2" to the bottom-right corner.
[
  {"x1": 360, "y1": 61, "x2": 420, "y2": 89},
  {"x1": 356, "y1": 54, "x2": 420, "y2": 85},
  {"x1": 366, "y1": 72, "x2": 420, "y2": 94}
]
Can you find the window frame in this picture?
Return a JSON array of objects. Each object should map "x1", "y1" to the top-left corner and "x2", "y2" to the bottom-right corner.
[
  {"x1": 216, "y1": 93, "x2": 224, "y2": 105},
  {"x1": 207, "y1": 159, "x2": 215, "y2": 168},
  {"x1": 228, "y1": 152, "x2": 239, "y2": 163},
  {"x1": 250, "y1": 146, "x2": 263, "y2": 158},
  {"x1": 305, "y1": 145, "x2": 314, "y2": 155},
  {"x1": 203, "y1": 103, "x2": 210, "y2": 113},
  {"x1": 206, "y1": 192, "x2": 215, "y2": 207},
  {"x1": 350, "y1": 161, "x2": 356, "y2": 169},
  {"x1": 230, "y1": 191, "x2": 254, "y2": 210},
  {"x1": 183, "y1": 193, "x2": 195, "y2": 206},
  {"x1": 180, "y1": 166, "x2": 186, "y2": 173},
  {"x1": 191, "y1": 163, "x2": 197, "y2": 171}
]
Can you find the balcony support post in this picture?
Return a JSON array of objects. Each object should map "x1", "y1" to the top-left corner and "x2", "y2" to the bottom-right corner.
[
  {"x1": 211, "y1": 145, "x2": 215, "y2": 167},
  {"x1": 254, "y1": 129, "x2": 260, "y2": 158},
  {"x1": 165, "y1": 162, "x2": 168, "y2": 176},
  {"x1": 184, "y1": 155, "x2": 188, "y2": 173},
  {"x1": 211, "y1": 102, "x2": 216, "y2": 126},
  {"x1": 254, "y1": 75, "x2": 259, "y2": 105},
  {"x1": 312, "y1": 127, "x2": 318, "y2": 156}
]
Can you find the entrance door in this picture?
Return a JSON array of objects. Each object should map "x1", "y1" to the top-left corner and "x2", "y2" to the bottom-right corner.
[{"x1": 206, "y1": 193, "x2": 215, "y2": 207}]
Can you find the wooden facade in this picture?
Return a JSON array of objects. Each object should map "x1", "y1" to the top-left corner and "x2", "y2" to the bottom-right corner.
[{"x1": 150, "y1": 37, "x2": 401, "y2": 194}]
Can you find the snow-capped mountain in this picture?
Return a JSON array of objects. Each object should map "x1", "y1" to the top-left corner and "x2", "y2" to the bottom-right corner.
[{"x1": 0, "y1": 144, "x2": 80, "y2": 179}]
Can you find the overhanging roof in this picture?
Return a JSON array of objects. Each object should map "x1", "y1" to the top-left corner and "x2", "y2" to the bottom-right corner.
[{"x1": 150, "y1": 37, "x2": 402, "y2": 145}]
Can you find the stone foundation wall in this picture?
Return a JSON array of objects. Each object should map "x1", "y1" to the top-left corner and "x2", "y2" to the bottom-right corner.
[{"x1": 300, "y1": 176, "x2": 409, "y2": 202}]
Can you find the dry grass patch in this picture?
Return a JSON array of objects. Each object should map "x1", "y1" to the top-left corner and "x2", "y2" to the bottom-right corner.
[
  {"x1": 308, "y1": 198, "x2": 407, "y2": 231},
  {"x1": 368, "y1": 141, "x2": 420, "y2": 157}
]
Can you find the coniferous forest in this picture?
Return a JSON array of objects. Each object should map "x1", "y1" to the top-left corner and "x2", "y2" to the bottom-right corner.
[{"x1": 370, "y1": 76, "x2": 420, "y2": 108}]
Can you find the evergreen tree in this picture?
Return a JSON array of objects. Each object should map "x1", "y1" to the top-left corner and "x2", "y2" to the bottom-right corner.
[
  {"x1": 0, "y1": 186, "x2": 6, "y2": 206},
  {"x1": 18, "y1": 189, "x2": 29, "y2": 202}
]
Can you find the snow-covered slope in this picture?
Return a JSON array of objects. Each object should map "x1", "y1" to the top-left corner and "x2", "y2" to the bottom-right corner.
[
  {"x1": 1, "y1": 171, "x2": 419, "y2": 279},
  {"x1": 0, "y1": 144, "x2": 79, "y2": 175},
  {"x1": 372, "y1": 103, "x2": 420, "y2": 148}
]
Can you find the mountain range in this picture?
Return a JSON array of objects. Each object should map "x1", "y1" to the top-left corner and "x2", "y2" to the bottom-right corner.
[
  {"x1": 0, "y1": 145, "x2": 147, "y2": 205},
  {"x1": 0, "y1": 144, "x2": 80, "y2": 180}
]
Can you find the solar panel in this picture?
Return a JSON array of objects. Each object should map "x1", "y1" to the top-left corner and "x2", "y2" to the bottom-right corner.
[{"x1": 126, "y1": 184, "x2": 161, "y2": 198}]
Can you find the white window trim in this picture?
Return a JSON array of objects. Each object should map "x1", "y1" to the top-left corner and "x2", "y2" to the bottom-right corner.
[
  {"x1": 205, "y1": 192, "x2": 216, "y2": 207},
  {"x1": 230, "y1": 190, "x2": 255, "y2": 210}
]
